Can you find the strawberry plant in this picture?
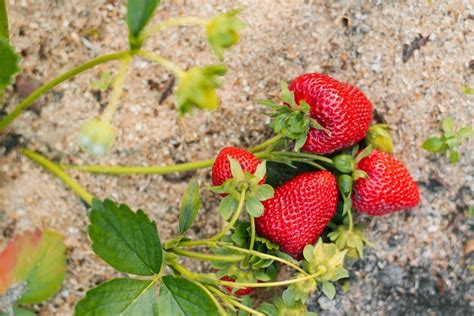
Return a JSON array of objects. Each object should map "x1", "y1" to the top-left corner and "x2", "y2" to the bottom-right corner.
[{"x1": 0, "y1": 1, "x2": 441, "y2": 315}]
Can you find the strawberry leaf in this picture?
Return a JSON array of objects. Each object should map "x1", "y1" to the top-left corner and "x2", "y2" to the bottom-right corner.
[
  {"x1": 458, "y1": 127, "x2": 472, "y2": 139},
  {"x1": 462, "y1": 86, "x2": 474, "y2": 95},
  {"x1": 442, "y1": 116, "x2": 454, "y2": 133},
  {"x1": 0, "y1": 306, "x2": 35, "y2": 316},
  {"x1": 127, "y1": 0, "x2": 160, "y2": 38},
  {"x1": 0, "y1": 228, "x2": 66, "y2": 305},
  {"x1": 422, "y1": 136, "x2": 442, "y2": 152},
  {"x1": 88, "y1": 198, "x2": 163, "y2": 276},
  {"x1": 321, "y1": 282, "x2": 336, "y2": 299},
  {"x1": 75, "y1": 278, "x2": 158, "y2": 316},
  {"x1": 178, "y1": 178, "x2": 201, "y2": 234},
  {"x1": 0, "y1": 37, "x2": 20, "y2": 88},
  {"x1": 158, "y1": 276, "x2": 220, "y2": 316},
  {"x1": 449, "y1": 150, "x2": 460, "y2": 164}
]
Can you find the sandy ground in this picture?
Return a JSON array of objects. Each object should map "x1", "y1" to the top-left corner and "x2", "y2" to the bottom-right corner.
[{"x1": 1, "y1": 0, "x2": 473, "y2": 315}]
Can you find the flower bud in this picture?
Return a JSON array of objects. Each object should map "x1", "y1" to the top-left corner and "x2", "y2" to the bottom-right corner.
[{"x1": 332, "y1": 154, "x2": 355, "y2": 174}]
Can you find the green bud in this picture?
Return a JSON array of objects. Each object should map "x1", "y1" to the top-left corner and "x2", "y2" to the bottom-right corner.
[
  {"x1": 365, "y1": 124, "x2": 394, "y2": 153},
  {"x1": 206, "y1": 10, "x2": 245, "y2": 60},
  {"x1": 77, "y1": 118, "x2": 116, "y2": 156},
  {"x1": 337, "y1": 175, "x2": 353, "y2": 195},
  {"x1": 332, "y1": 154, "x2": 355, "y2": 173},
  {"x1": 303, "y1": 239, "x2": 348, "y2": 283}
]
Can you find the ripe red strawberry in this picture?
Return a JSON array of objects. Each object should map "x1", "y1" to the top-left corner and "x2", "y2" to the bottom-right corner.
[
  {"x1": 220, "y1": 276, "x2": 253, "y2": 296},
  {"x1": 255, "y1": 171, "x2": 338, "y2": 258},
  {"x1": 289, "y1": 73, "x2": 372, "y2": 154},
  {"x1": 353, "y1": 149, "x2": 420, "y2": 215},
  {"x1": 211, "y1": 147, "x2": 261, "y2": 186}
]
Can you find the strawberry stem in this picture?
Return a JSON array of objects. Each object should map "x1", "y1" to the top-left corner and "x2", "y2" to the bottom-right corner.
[
  {"x1": 100, "y1": 56, "x2": 131, "y2": 122},
  {"x1": 143, "y1": 16, "x2": 208, "y2": 38},
  {"x1": 219, "y1": 269, "x2": 325, "y2": 288},
  {"x1": 171, "y1": 248, "x2": 245, "y2": 262},
  {"x1": 249, "y1": 134, "x2": 283, "y2": 152},
  {"x1": 210, "y1": 189, "x2": 247, "y2": 241},
  {"x1": 136, "y1": 50, "x2": 185, "y2": 78},
  {"x1": 242, "y1": 216, "x2": 256, "y2": 266},
  {"x1": 206, "y1": 286, "x2": 264, "y2": 316}
]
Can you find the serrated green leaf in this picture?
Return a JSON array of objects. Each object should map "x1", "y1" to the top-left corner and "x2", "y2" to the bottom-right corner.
[
  {"x1": 321, "y1": 282, "x2": 336, "y2": 299},
  {"x1": 179, "y1": 179, "x2": 201, "y2": 234},
  {"x1": 449, "y1": 150, "x2": 460, "y2": 164},
  {"x1": 422, "y1": 136, "x2": 443, "y2": 152},
  {"x1": 219, "y1": 195, "x2": 238, "y2": 220},
  {"x1": 254, "y1": 184, "x2": 274, "y2": 201},
  {"x1": 0, "y1": 37, "x2": 20, "y2": 88},
  {"x1": 88, "y1": 198, "x2": 162, "y2": 276},
  {"x1": 75, "y1": 278, "x2": 158, "y2": 316},
  {"x1": 127, "y1": 0, "x2": 160, "y2": 37},
  {"x1": 458, "y1": 127, "x2": 472, "y2": 139},
  {"x1": 0, "y1": 229, "x2": 66, "y2": 304},
  {"x1": 245, "y1": 198, "x2": 264, "y2": 217},
  {"x1": 442, "y1": 116, "x2": 453, "y2": 133},
  {"x1": 159, "y1": 276, "x2": 220, "y2": 316},
  {"x1": 0, "y1": 0, "x2": 9, "y2": 39}
]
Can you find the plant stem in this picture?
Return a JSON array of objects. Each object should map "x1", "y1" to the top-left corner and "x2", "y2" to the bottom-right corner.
[
  {"x1": 136, "y1": 50, "x2": 185, "y2": 78},
  {"x1": 272, "y1": 151, "x2": 334, "y2": 164},
  {"x1": 62, "y1": 151, "x2": 269, "y2": 175},
  {"x1": 0, "y1": 0, "x2": 9, "y2": 39},
  {"x1": 101, "y1": 56, "x2": 131, "y2": 122},
  {"x1": 207, "y1": 286, "x2": 264, "y2": 316},
  {"x1": 221, "y1": 244, "x2": 308, "y2": 275},
  {"x1": 210, "y1": 189, "x2": 246, "y2": 241},
  {"x1": 249, "y1": 134, "x2": 283, "y2": 153},
  {"x1": 144, "y1": 16, "x2": 208, "y2": 37},
  {"x1": 21, "y1": 149, "x2": 94, "y2": 205},
  {"x1": 347, "y1": 205, "x2": 354, "y2": 232},
  {"x1": 219, "y1": 270, "x2": 324, "y2": 289},
  {"x1": 193, "y1": 282, "x2": 228, "y2": 316},
  {"x1": 0, "y1": 51, "x2": 130, "y2": 131},
  {"x1": 242, "y1": 216, "x2": 256, "y2": 266},
  {"x1": 171, "y1": 248, "x2": 245, "y2": 262}
]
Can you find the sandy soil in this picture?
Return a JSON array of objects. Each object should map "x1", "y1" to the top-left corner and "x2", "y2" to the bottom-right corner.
[{"x1": 1, "y1": 0, "x2": 473, "y2": 315}]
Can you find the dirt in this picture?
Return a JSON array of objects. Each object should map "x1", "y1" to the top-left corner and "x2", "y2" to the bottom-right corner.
[{"x1": 1, "y1": 0, "x2": 473, "y2": 315}]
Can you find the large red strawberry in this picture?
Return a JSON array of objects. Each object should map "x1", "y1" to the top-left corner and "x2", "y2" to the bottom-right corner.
[
  {"x1": 289, "y1": 73, "x2": 372, "y2": 154},
  {"x1": 220, "y1": 276, "x2": 253, "y2": 296},
  {"x1": 353, "y1": 149, "x2": 420, "y2": 215},
  {"x1": 255, "y1": 171, "x2": 338, "y2": 258},
  {"x1": 211, "y1": 147, "x2": 261, "y2": 186}
]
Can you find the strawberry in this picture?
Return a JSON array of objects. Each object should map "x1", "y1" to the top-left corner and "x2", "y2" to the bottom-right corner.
[
  {"x1": 353, "y1": 149, "x2": 420, "y2": 215},
  {"x1": 255, "y1": 171, "x2": 338, "y2": 258},
  {"x1": 288, "y1": 73, "x2": 372, "y2": 154},
  {"x1": 220, "y1": 276, "x2": 253, "y2": 296},
  {"x1": 211, "y1": 147, "x2": 261, "y2": 186}
]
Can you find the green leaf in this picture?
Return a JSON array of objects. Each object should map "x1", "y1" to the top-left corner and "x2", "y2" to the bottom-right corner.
[
  {"x1": 449, "y1": 150, "x2": 460, "y2": 164},
  {"x1": 442, "y1": 116, "x2": 453, "y2": 133},
  {"x1": 462, "y1": 86, "x2": 474, "y2": 95},
  {"x1": 179, "y1": 179, "x2": 201, "y2": 234},
  {"x1": 254, "y1": 161, "x2": 267, "y2": 182},
  {"x1": 458, "y1": 127, "x2": 473, "y2": 139},
  {"x1": 206, "y1": 10, "x2": 245, "y2": 60},
  {"x1": 88, "y1": 198, "x2": 162, "y2": 276},
  {"x1": 0, "y1": 37, "x2": 20, "y2": 88},
  {"x1": 422, "y1": 136, "x2": 443, "y2": 152},
  {"x1": 90, "y1": 71, "x2": 113, "y2": 91},
  {"x1": 354, "y1": 145, "x2": 373, "y2": 164},
  {"x1": 294, "y1": 134, "x2": 308, "y2": 152},
  {"x1": 126, "y1": 0, "x2": 160, "y2": 37},
  {"x1": 0, "y1": 228, "x2": 66, "y2": 304},
  {"x1": 280, "y1": 81, "x2": 297, "y2": 108},
  {"x1": 245, "y1": 198, "x2": 264, "y2": 217},
  {"x1": 229, "y1": 157, "x2": 245, "y2": 180},
  {"x1": 0, "y1": 0, "x2": 9, "y2": 39},
  {"x1": 254, "y1": 184, "x2": 274, "y2": 201},
  {"x1": 0, "y1": 306, "x2": 35, "y2": 316},
  {"x1": 321, "y1": 282, "x2": 336, "y2": 299},
  {"x1": 75, "y1": 278, "x2": 158, "y2": 316},
  {"x1": 219, "y1": 195, "x2": 238, "y2": 220},
  {"x1": 158, "y1": 276, "x2": 220, "y2": 316}
]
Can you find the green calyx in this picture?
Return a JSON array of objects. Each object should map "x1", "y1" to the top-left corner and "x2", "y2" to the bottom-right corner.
[
  {"x1": 302, "y1": 239, "x2": 348, "y2": 284},
  {"x1": 176, "y1": 65, "x2": 227, "y2": 115},
  {"x1": 211, "y1": 159, "x2": 274, "y2": 218},
  {"x1": 260, "y1": 81, "x2": 330, "y2": 151},
  {"x1": 282, "y1": 273, "x2": 317, "y2": 306},
  {"x1": 333, "y1": 154, "x2": 355, "y2": 173},
  {"x1": 206, "y1": 10, "x2": 246, "y2": 60},
  {"x1": 77, "y1": 118, "x2": 116, "y2": 156},
  {"x1": 365, "y1": 124, "x2": 394, "y2": 153},
  {"x1": 328, "y1": 225, "x2": 370, "y2": 259},
  {"x1": 258, "y1": 296, "x2": 316, "y2": 316}
]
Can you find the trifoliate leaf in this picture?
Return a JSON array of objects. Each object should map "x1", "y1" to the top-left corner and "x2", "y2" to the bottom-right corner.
[
  {"x1": 126, "y1": 0, "x2": 160, "y2": 37},
  {"x1": 254, "y1": 184, "x2": 274, "y2": 201},
  {"x1": 75, "y1": 278, "x2": 158, "y2": 316},
  {"x1": 422, "y1": 136, "x2": 442, "y2": 152},
  {"x1": 88, "y1": 198, "x2": 163, "y2": 276},
  {"x1": 176, "y1": 65, "x2": 227, "y2": 114},
  {"x1": 159, "y1": 276, "x2": 220, "y2": 316},
  {"x1": 321, "y1": 282, "x2": 336, "y2": 299},
  {"x1": 0, "y1": 229, "x2": 66, "y2": 304},
  {"x1": 178, "y1": 178, "x2": 201, "y2": 234},
  {"x1": 0, "y1": 37, "x2": 20, "y2": 88},
  {"x1": 206, "y1": 10, "x2": 245, "y2": 60},
  {"x1": 449, "y1": 150, "x2": 460, "y2": 164},
  {"x1": 245, "y1": 198, "x2": 264, "y2": 217},
  {"x1": 219, "y1": 195, "x2": 238, "y2": 220},
  {"x1": 442, "y1": 116, "x2": 453, "y2": 133}
]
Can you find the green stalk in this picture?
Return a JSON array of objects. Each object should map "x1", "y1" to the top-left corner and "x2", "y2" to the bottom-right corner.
[
  {"x1": 136, "y1": 50, "x2": 184, "y2": 78},
  {"x1": 21, "y1": 149, "x2": 94, "y2": 205},
  {"x1": 210, "y1": 189, "x2": 246, "y2": 241},
  {"x1": 219, "y1": 270, "x2": 324, "y2": 288},
  {"x1": 242, "y1": 216, "x2": 256, "y2": 266},
  {"x1": 0, "y1": 0, "x2": 9, "y2": 39},
  {"x1": 144, "y1": 16, "x2": 208, "y2": 37},
  {"x1": 171, "y1": 248, "x2": 245, "y2": 262},
  {"x1": 272, "y1": 151, "x2": 334, "y2": 164},
  {"x1": 249, "y1": 134, "x2": 283, "y2": 153},
  {"x1": 192, "y1": 282, "x2": 228, "y2": 316},
  {"x1": 0, "y1": 51, "x2": 130, "y2": 131},
  {"x1": 101, "y1": 56, "x2": 131, "y2": 122},
  {"x1": 207, "y1": 286, "x2": 264, "y2": 316}
]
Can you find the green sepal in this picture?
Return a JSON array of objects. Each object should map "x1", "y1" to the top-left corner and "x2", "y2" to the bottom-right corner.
[
  {"x1": 333, "y1": 154, "x2": 355, "y2": 173},
  {"x1": 219, "y1": 195, "x2": 238, "y2": 220},
  {"x1": 321, "y1": 281, "x2": 336, "y2": 299},
  {"x1": 206, "y1": 10, "x2": 245, "y2": 60},
  {"x1": 245, "y1": 198, "x2": 264, "y2": 217}
]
